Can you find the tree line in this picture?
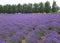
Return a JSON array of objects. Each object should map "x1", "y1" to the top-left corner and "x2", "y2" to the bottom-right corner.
[{"x1": 0, "y1": 1, "x2": 60, "y2": 14}]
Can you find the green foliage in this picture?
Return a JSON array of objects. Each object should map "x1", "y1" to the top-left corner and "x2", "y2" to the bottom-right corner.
[
  {"x1": 11, "y1": 40, "x2": 17, "y2": 43},
  {"x1": 48, "y1": 26, "x2": 60, "y2": 31},
  {"x1": 0, "y1": 34, "x2": 7, "y2": 39},
  {"x1": 27, "y1": 40, "x2": 37, "y2": 43},
  {"x1": 26, "y1": 3, "x2": 33, "y2": 13},
  {"x1": 38, "y1": 2, "x2": 44, "y2": 13},
  {"x1": 52, "y1": 1, "x2": 59, "y2": 13},
  {"x1": 11, "y1": 5, "x2": 17, "y2": 13},
  {"x1": 33, "y1": 3, "x2": 39, "y2": 13},
  {"x1": 5, "y1": 4, "x2": 12, "y2": 13},
  {"x1": 3, "y1": 5, "x2": 7, "y2": 13},
  {"x1": 44, "y1": 1, "x2": 51, "y2": 13},
  {"x1": 22, "y1": 4, "x2": 28, "y2": 13},
  {"x1": 16, "y1": 3, "x2": 22, "y2": 13},
  {"x1": 0, "y1": 5, "x2": 3, "y2": 13},
  {"x1": 9, "y1": 31, "x2": 16, "y2": 36},
  {"x1": 0, "y1": 1, "x2": 59, "y2": 13}
]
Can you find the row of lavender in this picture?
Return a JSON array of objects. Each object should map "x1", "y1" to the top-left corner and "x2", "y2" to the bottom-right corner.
[{"x1": 0, "y1": 14, "x2": 60, "y2": 43}]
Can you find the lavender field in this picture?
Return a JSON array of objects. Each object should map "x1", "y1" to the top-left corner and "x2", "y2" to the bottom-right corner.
[{"x1": 0, "y1": 13, "x2": 60, "y2": 43}]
